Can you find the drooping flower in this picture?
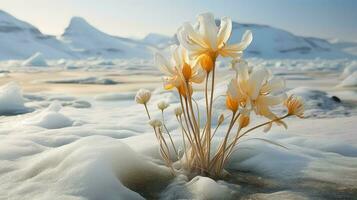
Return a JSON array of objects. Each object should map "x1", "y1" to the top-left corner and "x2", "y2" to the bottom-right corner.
[
  {"x1": 157, "y1": 101, "x2": 169, "y2": 111},
  {"x1": 177, "y1": 12, "x2": 253, "y2": 71},
  {"x1": 155, "y1": 45, "x2": 205, "y2": 97},
  {"x1": 227, "y1": 62, "x2": 287, "y2": 128},
  {"x1": 284, "y1": 95, "x2": 304, "y2": 118},
  {"x1": 135, "y1": 89, "x2": 151, "y2": 104}
]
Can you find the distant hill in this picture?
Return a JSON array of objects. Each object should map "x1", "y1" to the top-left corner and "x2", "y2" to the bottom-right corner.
[{"x1": 0, "y1": 10, "x2": 355, "y2": 60}]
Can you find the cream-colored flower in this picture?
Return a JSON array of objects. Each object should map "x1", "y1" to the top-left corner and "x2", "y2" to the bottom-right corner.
[
  {"x1": 155, "y1": 45, "x2": 205, "y2": 97},
  {"x1": 227, "y1": 63, "x2": 287, "y2": 127},
  {"x1": 174, "y1": 107, "x2": 183, "y2": 117},
  {"x1": 135, "y1": 89, "x2": 151, "y2": 104},
  {"x1": 285, "y1": 95, "x2": 304, "y2": 118},
  {"x1": 177, "y1": 12, "x2": 252, "y2": 63},
  {"x1": 149, "y1": 119, "x2": 162, "y2": 128},
  {"x1": 157, "y1": 101, "x2": 169, "y2": 111}
]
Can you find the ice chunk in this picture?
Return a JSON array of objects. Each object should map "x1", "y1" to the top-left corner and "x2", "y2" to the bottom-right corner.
[
  {"x1": 0, "y1": 82, "x2": 30, "y2": 115},
  {"x1": 22, "y1": 52, "x2": 48, "y2": 67},
  {"x1": 339, "y1": 71, "x2": 357, "y2": 87}
]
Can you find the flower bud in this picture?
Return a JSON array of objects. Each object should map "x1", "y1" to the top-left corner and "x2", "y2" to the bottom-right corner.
[
  {"x1": 238, "y1": 113, "x2": 250, "y2": 128},
  {"x1": 135, "y1": 89, "x2": 151, "y2": 104},
  {"x1": 148, "y1": 119, "x2": 162, "y2": 128},
  {"x1": 198, "y1": 53, "x2": 214, "y2": 72},
  {"x1": 157, "y1": 100, "x2": 169, "y2": 111},
  {"x1": 174, "y1": 107, "x2": 183, "y2": 117},
  {"x1": 218, "y1": 114, "x2": 224, "y2": 124}
]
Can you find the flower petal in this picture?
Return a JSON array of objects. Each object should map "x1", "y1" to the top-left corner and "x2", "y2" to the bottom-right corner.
[
  {"x1": 217, "y1": 16, "x2": 232, "y2": 48},
  {"x1": 155, "y1": 52, "x2": 175, "y2": 75},
  {"x1": 249, "y1": 67, "x2": 270, "y2": 99},
  {"x1": 197, "y1": 12, "x2": 218, "y2": 50}
]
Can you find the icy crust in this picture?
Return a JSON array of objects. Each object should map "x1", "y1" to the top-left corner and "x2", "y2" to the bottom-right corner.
[
  {"x1": 0, "y1": 82, "x2": 30, "y2": 115},
  {"x1": 287, "y1": 87, "x2": 349, "y2": 117}
]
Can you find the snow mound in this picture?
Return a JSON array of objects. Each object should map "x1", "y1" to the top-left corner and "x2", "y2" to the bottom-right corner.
[
  {"x1": 22, "y1": 52, "x2": 48, "y2": 67},
  {"x1": 22, "y1": 101, "x2": 73, "y2": 129},
  {"x1": 0, "y1": 82, "x2": 30, "y2": 115},
  {"x1": 187, "y1": 176, "x2": 238, "y2": 200},
  {"x1": 339, "y1": 71, "x2": 357, "y2": 87},
  {"x1": 0, "y1": 136, "x2": 172, "y2": 200},
  {"x1": 288, "y1": 87, "x2": 346, "y2": 117}
]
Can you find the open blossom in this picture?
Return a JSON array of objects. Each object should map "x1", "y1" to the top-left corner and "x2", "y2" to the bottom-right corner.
[
  {"x1": 177, "y1": 12, "x2": 252, "y2": 71},
  {"x1": 157, "y1": 101, "x2": 169, "y2": 111},
  {"x1": 285, "y1": 95, "x2": 304, "y2": 118},
  {"x1": 135, "y1": 89, "x2": 151, "y2": 104},
  {"x1": 155, "y1": 45, "x2": 205, "y2": 97},
  {"x1": 227, "y1": 63, "x2": 287, "y2": 128}
]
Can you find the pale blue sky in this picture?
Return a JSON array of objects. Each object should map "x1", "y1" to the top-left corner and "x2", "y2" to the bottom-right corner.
[{"x1": 1, "y1": 0, "x2": 356, "y2": 41}]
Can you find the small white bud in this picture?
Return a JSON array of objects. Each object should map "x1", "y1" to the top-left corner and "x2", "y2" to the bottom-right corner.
[
  {"x1": 148, "y1": 119, "x2": 162, "y2": 128},
  {"x1": 135, "y1": 89, "x2": 151, "y2": 104},
  {"x1": 157, "y1": 100, "x2": 169, "y2": 111},
  {"x1": 174, "y1": 107, "x2": 183, "y2": 116}
]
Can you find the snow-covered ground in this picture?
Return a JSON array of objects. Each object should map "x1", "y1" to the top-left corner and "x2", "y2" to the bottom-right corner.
[{"x1": 1, "y1": 58, "x2": 357, "y2": 199}]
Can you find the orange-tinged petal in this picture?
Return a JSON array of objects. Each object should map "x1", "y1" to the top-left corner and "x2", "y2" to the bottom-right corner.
[
  {"x1": 198, "y1": 53, "x2": 214, "y2": 72},
  {"x1": 182, "y1": 63, "x2": 192, "y2": 81},
  {"x1": 226, "y1": 95, "x2": 239, "y2": 112}
]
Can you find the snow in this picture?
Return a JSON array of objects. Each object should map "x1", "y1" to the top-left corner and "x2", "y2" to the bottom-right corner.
[
  {"x1": 22, "y1": 52, "x2": 48, "y2": 67},
  {"x1": 22, "y1": 101, "x2": 73, "y2": 129},
  {"x1": 0, "y1": 82, "x2": 30, "y2": 115}
]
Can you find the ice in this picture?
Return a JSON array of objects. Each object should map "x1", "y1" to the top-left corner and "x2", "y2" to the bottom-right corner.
[
  {"x1": 22, "y1": 52, "x2": 48, "y2": 67},
  {"x1": 44, "y1": 77, "x2": 118, "y2": 85},
  {"x1": 287, "y1": 87, "x2": 347, "y2": 117},
  {"x1": 0, "y1": 82, "x2": 30, "y2": 115},
  {"x1": 22, "y1": 101, "x2": 73, "y2": 129},
  {"x1": 95, "y1": 92, "x2": 136, "y2": 101},
  {"x1": 339, "y1": 71, "x2": 357, "y2": 87},
  {"x1": 341, "y1": 62, "x2": 357, "y2": 78}
]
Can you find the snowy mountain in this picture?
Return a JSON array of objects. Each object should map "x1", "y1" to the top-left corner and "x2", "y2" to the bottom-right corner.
[
  {"x1": 60, "y1": 17, "x2": 152, "y2": 59},
  {"x1": 227, "y1": 22, "x2": 353, "y2": 59},
  {"x1": 329, "y1": 39, "x2": 357, "y2": 56},
  {"x1": 0, "y1": 10, "x2": 74, "y2": 60},
  {"x1": 0, "y1": 9, "x2": 354, "y2": 60},
  {"x1": 141, "y1": 33, "x2": 174, "y2": 49}
]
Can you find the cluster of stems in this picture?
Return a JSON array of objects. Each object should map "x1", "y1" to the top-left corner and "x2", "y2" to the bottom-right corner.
[{"x1": 140, "y1": 59, "x2": 296, "y2": 178}]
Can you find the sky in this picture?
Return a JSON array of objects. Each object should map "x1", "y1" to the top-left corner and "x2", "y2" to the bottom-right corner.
[{"x1": 1, "y1": 0, "x2": 357, "y2": 41}]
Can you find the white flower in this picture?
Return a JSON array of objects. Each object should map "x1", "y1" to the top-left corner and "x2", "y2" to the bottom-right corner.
[
  {"x1": 227, "y1": 63, "x2": 287, "y2": 126},
  {"x1": 148, "y1": 119, "x2": 162, "y2": 128},
  {"x1": 157, "y1": 101, "x2": 169, "y2": 111},
  {"x1": 135, "y1": 89, "x2": 151, "y2": 104},
  {"x1": 155, "y1": 45, "x2": 205, "y2": 97},
  {"x1": 177, "y1": 12, "x2": 252, "y2": 60}
]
